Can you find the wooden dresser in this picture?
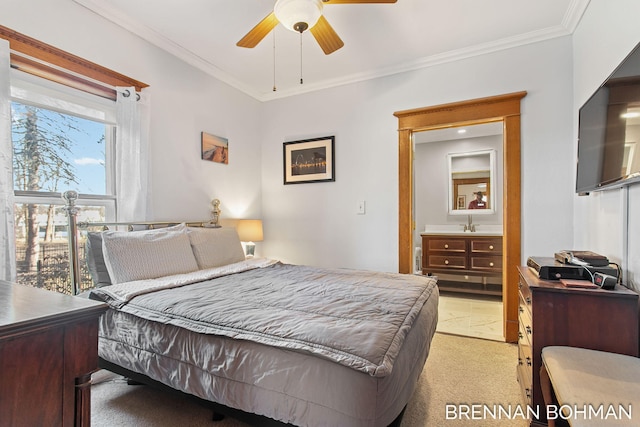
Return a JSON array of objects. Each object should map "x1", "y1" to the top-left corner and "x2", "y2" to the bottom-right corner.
[
  {"x1": 517, "y1": 267, "x2": 639, "y2": 425},
  {"x1": 0, "y1": 280, "x2": 107, "y2": 427},
  {"x1": 421, "y1": 233, "x2": 502, "y2": 295}
]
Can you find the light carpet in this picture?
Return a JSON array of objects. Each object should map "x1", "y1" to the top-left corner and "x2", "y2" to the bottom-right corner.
[{"x1": 91, "y1": 333, "x2": 528, "y2": 426}]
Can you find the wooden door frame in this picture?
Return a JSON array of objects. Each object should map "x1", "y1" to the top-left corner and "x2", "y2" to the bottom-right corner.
[{"x1": 394, "y1": 91, "x2": 526, "y2": 342}]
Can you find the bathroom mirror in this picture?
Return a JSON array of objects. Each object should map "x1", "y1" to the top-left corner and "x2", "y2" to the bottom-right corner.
[{"x1": 447, "y1": 149, "x2": 496, "y2": 215}]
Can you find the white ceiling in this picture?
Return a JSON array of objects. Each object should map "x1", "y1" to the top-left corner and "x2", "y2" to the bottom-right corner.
[{"x1": 73, "y1": 0, "x2": 590, "y2": 102}]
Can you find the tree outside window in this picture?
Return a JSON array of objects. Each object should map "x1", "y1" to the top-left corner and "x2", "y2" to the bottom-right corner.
[{"x1": 11, "y1": 101, "x2": 114, "y2": 294}]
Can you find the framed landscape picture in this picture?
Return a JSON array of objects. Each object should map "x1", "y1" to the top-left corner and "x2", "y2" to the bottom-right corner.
[
  {"x1": 283, "y1": 136, "x2": 335, "y2": 184},
  {"x1": 201, "y1": 132, "x2": 228, "y2": 164}
]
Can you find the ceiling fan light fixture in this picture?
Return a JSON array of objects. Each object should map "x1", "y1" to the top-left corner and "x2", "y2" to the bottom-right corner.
[{"x1": 274, "y1": 0, "x2": 323, "y2": 33}]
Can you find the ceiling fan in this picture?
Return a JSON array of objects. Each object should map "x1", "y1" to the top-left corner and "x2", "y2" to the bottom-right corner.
[{"x1": 237, "y1": 0, "x2": 397, "y2": 55}]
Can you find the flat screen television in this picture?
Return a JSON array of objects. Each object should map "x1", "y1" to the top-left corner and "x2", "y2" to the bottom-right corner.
[{"x1": 576, "y1": 41, "x2": 640, "y2": 194}]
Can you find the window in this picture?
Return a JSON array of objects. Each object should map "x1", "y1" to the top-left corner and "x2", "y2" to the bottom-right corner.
[
  {"x1": 11, "y1": 72, "x2": 116, "y2": 294},
  {"x1": 1, "y1": 25, "x2": 148, "y2": 292}
]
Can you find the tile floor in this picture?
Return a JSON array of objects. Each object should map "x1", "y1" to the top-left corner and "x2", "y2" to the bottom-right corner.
[{"x1": 436, "y1": 292, "x2": 504, "y2": 341}]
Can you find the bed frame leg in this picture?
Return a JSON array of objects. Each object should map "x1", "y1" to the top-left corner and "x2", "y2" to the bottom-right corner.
[
  {"x1": 387, "y1": 406, "x2": 406, "y2": 427},
  {"x1": 212, "y1": 411, "x2": 225, "y2": 421}
]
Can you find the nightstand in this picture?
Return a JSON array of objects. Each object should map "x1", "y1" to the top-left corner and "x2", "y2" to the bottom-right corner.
[{"x1": 0, "y1": 280, "x2": 107, "y2": 427}]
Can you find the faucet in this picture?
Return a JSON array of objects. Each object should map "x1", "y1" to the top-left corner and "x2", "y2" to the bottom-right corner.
[{"x1": 463, "y1": 215, "x2": 475, "y2": 232}]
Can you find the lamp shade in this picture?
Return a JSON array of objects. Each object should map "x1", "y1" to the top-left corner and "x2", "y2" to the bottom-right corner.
[
  {"x1": 236, "y1": 220, "x2": 264, "y2": 242},
  {"x1": 274, "y1": 0, "x2": 323, "y2": 33}
]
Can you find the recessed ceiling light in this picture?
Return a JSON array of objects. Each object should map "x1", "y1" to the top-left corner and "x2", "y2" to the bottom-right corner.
[
  {"x1": 457, "y1": 129, "x2": 467, "y2": 134},
  {"x1": 621, "y1": 112, "x2": 640, "y2": 119}
]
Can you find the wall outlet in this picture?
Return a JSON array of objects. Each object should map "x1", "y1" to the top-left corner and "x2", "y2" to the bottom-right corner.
[{"x1": 357, "y1": 200, "x2": 366, "y2": 215}]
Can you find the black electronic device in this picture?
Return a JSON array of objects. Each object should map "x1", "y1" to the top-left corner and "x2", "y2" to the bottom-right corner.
[
  {"x1": 527, "y1": 257, "x2": 584, "y2": 280},
  {"x1": 593, "y1": 272, "x2": 618, "y2": 290},
  {"x1": 555, "y1": 250, "x2": 610, "y2": 267},
  {"x1": 531, "y1": 254, "x2": 620, "y2": 287},
  {"x1": 581, "y1": 264, "x2": 619, "y2": 279}
]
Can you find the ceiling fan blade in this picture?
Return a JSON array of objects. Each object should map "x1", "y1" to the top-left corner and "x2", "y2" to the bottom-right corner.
[
  {"x1": 322, "y1": 0, "x2": 397, "y2": 4},
  {"x1": 237, "y1": 12, "x2": 279, "y2": 48},
  {"x1": 310, "y1": 16, "x2": 344, "y2": 55}
]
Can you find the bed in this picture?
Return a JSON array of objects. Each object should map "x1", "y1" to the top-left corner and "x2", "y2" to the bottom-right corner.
[{"x1": 65, "y1": 197, "x2": 439, "y2": 427}]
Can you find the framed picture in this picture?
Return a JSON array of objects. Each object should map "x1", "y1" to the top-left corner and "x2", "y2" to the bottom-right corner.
[
  {"x1": 457, "y1": 195, "x2": 466, "y2": 209},
  {"x1": 201, "y1": 132, "x2": 228, "y2": 164},
  {"x1": 283, "y1": 136, "x2": 335, "y2": 184}
]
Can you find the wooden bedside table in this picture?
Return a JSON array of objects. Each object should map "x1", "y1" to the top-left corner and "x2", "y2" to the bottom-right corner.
[{"x1": 0, "y1": 280, "x2": 107, "y2": 427}]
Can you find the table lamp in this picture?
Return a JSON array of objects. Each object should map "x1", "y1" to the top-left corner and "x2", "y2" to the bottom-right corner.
[{"x1": 236, "y1": 219, "x2": 264, "y2": 257}]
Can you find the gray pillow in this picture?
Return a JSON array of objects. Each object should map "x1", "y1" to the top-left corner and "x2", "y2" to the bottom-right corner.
[
  {"x1": 102, "y1": 223, "x2": 200, "y2": 284},
  {"x1": 85, "y1": 232, "x2": 112, "y2": 287},
  {"x1": 187, "y1": 227, "x2": 246, "y2": 269}
]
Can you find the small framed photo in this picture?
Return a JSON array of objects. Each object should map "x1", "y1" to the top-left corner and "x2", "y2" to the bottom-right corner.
[
  {"x1": 457, "y1": 195, "x2": 466, "y2": 209},
  {"x1": 201, "y1": 132, "x2": 228, "y2": 164},
  {"x1": 283, "y1": 136, "x2": 335, "y2": 184}
]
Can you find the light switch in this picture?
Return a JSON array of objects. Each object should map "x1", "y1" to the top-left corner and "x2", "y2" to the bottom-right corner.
[{"x1": 357, "y1": 200, "x2": 366, "y2": 215}]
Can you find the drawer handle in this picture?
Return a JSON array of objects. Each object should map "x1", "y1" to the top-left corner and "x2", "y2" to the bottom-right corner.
[
  {"x1": 519, "y1": 306, "x2": 524, "y2": 313},
  {"x1": 526, "y1": 357, "x2": 532, "y2": 367},
  {"x1": 444, "y1": 244, "x2": 449, "y2": 249},
  {"x1": 444, "y1": 260, "x2": 449, "y2": 265},
  {"x1": 489, "y1": 245, "x2": 494, "y2": 250},
  {"x1": 526, "y1": 388, "x2": 531, "y2": 399},
  {"x1": 525, "y1": 296, "x2": 531, "y2": 305},
  {"x1": 518, "y1": 332, "x2": 523, "y2": 340},
  {"x1": 489, "y1": 262, "x2": 494, "y2": 267},
  {"x1": 518, "y1": 357, "x2": 523, "y2": 365},
  {"x1": 526, "y1": 326, "x2": 532, "y2": 335}
]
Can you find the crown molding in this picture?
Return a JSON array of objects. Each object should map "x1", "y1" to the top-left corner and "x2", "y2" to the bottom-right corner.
[
  {"x1": 562, "y1": 0, "x2": 591, "y2": 32},
  {"x1": 74, "y1": 0, "x2": 591, "y2": 103},
  {"x1": 73, "y1": 0, "x2": 262, "y2": 99}
]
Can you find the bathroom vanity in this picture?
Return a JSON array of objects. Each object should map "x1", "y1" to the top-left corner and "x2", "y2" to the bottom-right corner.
[{"x1": 421, "y1": 232, "x2": 502, "y2": 295}]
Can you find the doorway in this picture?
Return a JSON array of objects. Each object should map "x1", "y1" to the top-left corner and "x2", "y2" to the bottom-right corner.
[{"x1": 394, "y1": 92, "x2": 526, "y2": 343}]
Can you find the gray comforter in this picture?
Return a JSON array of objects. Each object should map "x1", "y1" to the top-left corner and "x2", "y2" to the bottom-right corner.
[{"x1": 90, "y1": 259, "x2": 438, "y2": 377}]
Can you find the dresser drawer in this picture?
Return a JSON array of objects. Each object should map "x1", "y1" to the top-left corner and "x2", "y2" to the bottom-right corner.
[
  {"x1": 470, "y1": 238, "x2": 502, "y2": 253},
  {"x1": 470, "y1": 255, "x2": 502, "y2": 271},
  {"x1": 517, "y1": 335, "x2": 533, "y2": 377},
  {"x1": 518, "y1": 364, "x2": 533, "y2": 406},
  {"x1": 427, "y1": 239, "x2": 466, "y2": 252},
  {"x1": 519, "y1": 277, "x2": 532, "y2": 306},
  {"x1": 426, "y1": 255, "x2": 466, "y2": 269},
  {"x1": 517, "y1": 312, "x2": 533, "y2": 406},
  {"x1": 519, "y1": 295, "x2": 532, "y2": 335},
  {"x1": 518, "y1": 311, "x2": 533, "y2": 347}
]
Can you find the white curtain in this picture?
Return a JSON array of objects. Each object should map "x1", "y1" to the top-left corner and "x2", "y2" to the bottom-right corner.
[
  {"x1": 115, "y1": 86, "x2": 151, "y2": 222},
  {"x1": 0, "y1": 39, "x2": 16, "y2": 282}
]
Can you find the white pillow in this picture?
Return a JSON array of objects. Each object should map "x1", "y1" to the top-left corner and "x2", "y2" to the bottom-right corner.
[
  {"x1": 187, "y1": 227, "x2": 246, "y2": 269},
  {"x1": 102, "y1": 223, "x2": 199, "y2": 284}
]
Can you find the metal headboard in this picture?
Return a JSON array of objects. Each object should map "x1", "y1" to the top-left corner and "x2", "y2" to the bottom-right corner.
[{"x1": 62, "y1": 190, "x2": 221, "y2": 295}]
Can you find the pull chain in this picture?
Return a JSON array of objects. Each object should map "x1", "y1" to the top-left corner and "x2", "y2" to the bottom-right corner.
[
  {"x1": 300, "y1": 32, "x2": 303, "y2": 85},
  {"x1": 273, "y1": 31, "x2": 277, "y2": 92}
]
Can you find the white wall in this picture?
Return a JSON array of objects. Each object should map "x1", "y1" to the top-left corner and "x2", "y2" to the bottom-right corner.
[
  {"x1": 3, "y1": 0, "x2": 264, "y2": 223},
  {"x1": 10, "y1": 1, "x2": 614, "y2": 276},
  {"x1": 414, "y1": 135, "x2": 503, "y2": 239},
  {"x1": 572, "y1": 0, "x2": 640, "y2": 291},
  {"x1": 261, "y1": 37, "x2": 575, "y2": 272}
]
